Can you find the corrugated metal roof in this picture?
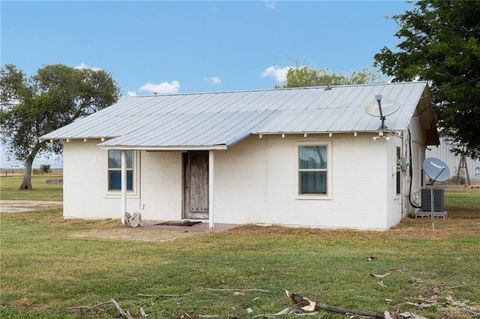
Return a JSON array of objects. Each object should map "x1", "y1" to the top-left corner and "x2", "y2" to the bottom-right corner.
[{"x1": 42, "y1": 82, "x2": 430, "y2": 149}]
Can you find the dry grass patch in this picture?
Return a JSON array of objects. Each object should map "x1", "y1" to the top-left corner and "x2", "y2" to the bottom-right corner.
[
  {"x1": 0, "y1": 200, "x2": 62, "y2": 213},
  {"x1": 228, "y1": 214, "x2": 480, "y2": 241},
  {"x1": 70, "y1": 227, "x2": 196, "y2": 242}
]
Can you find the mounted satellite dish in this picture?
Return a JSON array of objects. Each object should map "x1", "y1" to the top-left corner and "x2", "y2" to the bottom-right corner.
[
  {"x1": 420, "y1": 157, "x2": 450, "y2": 229},
  {"x1": 365, "y1": 94, "x2": 401, "y2": 130},
  {"x1": 423, "y1": 157, "x2": 450, "y2": 183}
]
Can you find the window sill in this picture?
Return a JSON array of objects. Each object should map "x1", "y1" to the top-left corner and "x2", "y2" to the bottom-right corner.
[
  {"x1": 104, "y1": 191, "x2": 139, "y2": 199},
  {"x1": 296, "y1": 194, "x2": 332, "y2": 200}
]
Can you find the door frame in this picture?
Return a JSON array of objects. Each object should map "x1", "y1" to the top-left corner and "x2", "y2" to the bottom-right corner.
[{"x1": 182, "y1": 151, "x2": 209, "y2": 220}]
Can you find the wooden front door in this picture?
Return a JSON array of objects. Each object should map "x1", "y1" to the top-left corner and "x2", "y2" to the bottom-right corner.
[{"x1": 183, "y1": 151, "x2": 209, "y2": 219}]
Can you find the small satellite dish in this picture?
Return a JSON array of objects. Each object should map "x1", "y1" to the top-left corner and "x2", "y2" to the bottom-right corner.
[
  {"x1": 365, "y1": 94, "x2": 401, "y2": 130},
  {"x1": 423, "y1": 157, "x2": 450, "y2": 182}
]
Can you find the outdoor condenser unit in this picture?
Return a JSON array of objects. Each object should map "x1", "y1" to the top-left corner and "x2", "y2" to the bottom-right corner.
[{"x1": 421, "y1": 188, "x2": 445, "y2": 212}]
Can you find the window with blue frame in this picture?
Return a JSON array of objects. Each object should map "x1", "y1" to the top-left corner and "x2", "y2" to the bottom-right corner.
[{"x1": 108, "y1": 150, "x2": 134, "y2": 191}]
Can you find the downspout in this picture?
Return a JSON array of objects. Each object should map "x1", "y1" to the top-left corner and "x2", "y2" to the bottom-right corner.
[
  {"x1": 408, "y1": 129, "x2": 421, "y2": 209},
  {"x1": 121, "y1": 150, "x2": 127, "y2": 224},
  {"x1": 400, "y1": 131, "x2": 404, "y2": 217},
  {"x1": 208, "y1": 151, "x2": 215, "y2": 231}
]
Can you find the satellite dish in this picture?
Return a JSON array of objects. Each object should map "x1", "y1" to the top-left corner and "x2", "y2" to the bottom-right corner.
[
  {"x1": 365, "y1": 94, "x2": 401, "y2": 130},
  {"x1": 365, "y1": 99, "x2": 401, "y2": 117},
  {"x1": 423, "y1": 157, "x2": 450, "y2": 182}
]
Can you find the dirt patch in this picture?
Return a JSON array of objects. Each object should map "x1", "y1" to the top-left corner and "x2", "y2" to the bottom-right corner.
[
  {"x1": 0, "y1": 200, "x2": 62, "y2": 213},
  {"x1": 70, "y1": 227, "x2": 197, "y2": 242},
  {"x1": 69, "y1": 221, "x2": 238, "y2": 242}
]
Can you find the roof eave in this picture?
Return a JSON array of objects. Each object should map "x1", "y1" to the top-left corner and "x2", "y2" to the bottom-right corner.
[
  {"x1": 252, "y1": 130, "x2": 404, "y2": 135},
  {"x1": 407, "y1": 85, "x2": 440, "y2": 146},
  {"x1": 39, "y1": 136, "x2": 116, "y2": 142},
  {"x1": 97, "y1": 144, "x2": 228, "y2": 151}
]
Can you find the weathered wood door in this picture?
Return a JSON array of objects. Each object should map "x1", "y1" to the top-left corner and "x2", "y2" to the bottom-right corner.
[{"x1": 183, "y1": 151, "x2": 209, "y2": 219}]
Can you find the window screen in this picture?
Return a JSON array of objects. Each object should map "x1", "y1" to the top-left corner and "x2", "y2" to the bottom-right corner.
[
  {"x1": 298, "y1": 146, "x2": 328, "y2": 195},
  {"x1": 108, "y1": 150, "x2": 134, "y2": 191}
]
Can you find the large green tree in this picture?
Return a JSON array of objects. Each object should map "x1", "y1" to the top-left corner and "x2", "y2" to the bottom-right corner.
[
  {"x1": 282, "y1": 66, "x2": 381, "y2": 88},
  {"x1": 0, "y1": 64, "x2": 120, "y2": 190},
  {"x1": 374, "y1": 0, "x2": 480, "y2": 159}
]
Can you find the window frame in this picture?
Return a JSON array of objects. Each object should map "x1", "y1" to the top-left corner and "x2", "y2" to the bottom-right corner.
[
  {"x1": 395, "y1": 146, "x2": 401, "y2": 196},
  {"x1": 105, "y1": 150, "x2": 138, "y2": 196},
  {"x1": 295, "y1": 141, "x2": 332, "y2": 200}
]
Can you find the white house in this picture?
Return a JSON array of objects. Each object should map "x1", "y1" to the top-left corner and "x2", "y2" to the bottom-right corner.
[{"x1": 43, "y1": 82, "x2": 439, "y2": 230}]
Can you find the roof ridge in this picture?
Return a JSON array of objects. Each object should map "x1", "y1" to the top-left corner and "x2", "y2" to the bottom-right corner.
[{"x1": 125, "y1": 81, "x2": 428, "y2": 98}]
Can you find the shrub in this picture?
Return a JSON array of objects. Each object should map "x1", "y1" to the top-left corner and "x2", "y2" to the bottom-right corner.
[{"x1": 39, "y1": 164, "x2": 51, "y2": 174}]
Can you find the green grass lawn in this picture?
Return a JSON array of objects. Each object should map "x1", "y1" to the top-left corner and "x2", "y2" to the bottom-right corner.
[
  {"x1": 0, "y1": 188, "x2": 479, "y2": 318},
  {"x1": 445, "y1": 188, "x2": 480, "y2": 213},
  {"x1": 0, "y1": 175, "x2": 63, "y2": 201}
]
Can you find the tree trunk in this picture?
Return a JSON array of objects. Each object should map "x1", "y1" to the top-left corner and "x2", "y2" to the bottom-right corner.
[
  {"x1": 19, "y1": 158, "x2": 34, "y2": 190},
  {"x1": 19, "y1": 142, "x2": 43, "y2": 190}
]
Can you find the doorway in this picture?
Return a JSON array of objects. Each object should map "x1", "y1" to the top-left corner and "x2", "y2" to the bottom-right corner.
[{"x1": 183, "y1": 151, "x2": 209, "y2": 219}]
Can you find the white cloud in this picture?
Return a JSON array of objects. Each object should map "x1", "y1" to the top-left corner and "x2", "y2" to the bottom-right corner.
[
  {"x1": 127, "y1": 91, "x2": 138, "y2": 97},
  {"x1": 265, "y1": 0, "x2": 276, "y2": 9},
  {"x1": 139, "y1": 80, "x2": 180, "y2": 94},
  {"x1": 75, "y1": 62, "x2": 102, "y2": 71},
  {"x1": 204, "y1": 76, "x2": 222, "y2": 85},
  {"x1": 261, "y1": 65, "x2": 293, "y2": 82}
]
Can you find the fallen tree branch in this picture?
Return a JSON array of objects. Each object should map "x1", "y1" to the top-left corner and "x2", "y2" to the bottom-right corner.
[
  {"x1": 66, "y1": 299, "x2": 134, "y2": 319},
  {"x1": 286, "y1": 290, "x2": 385, "y2": 318},
  {"x1": 138, "y1": 293, "x2": 189, "y2": 298},
  {"x1": 371, "y1": 273, "x2": 391, "y2": 279},
  {"x1": 315, "y1": 303, "x2": 384, "y2": 319},
  {"x1": 140, "y1": 307, "x2": 149, "y2": 318},
  {"x1": 203, "y1": 288, "x2": 270, "y2": 293}
]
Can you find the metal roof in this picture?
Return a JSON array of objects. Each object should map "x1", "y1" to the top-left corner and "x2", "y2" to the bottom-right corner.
[{"x1": 42, "y1": 82, "x2": 433, "y2": 149}]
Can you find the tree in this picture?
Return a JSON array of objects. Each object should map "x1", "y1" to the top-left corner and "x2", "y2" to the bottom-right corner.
[
  {"x1": 282, "y1": 66, "x2": 381, "y2": 88},
  {"x1": 0, "y1": 64, "x2": 120, "y2": 190},
  {"x1": 39, "y1": 164, "x2": 51, "y2": 174},
  {"x1": 374, "y1": 0, "x2": 480, "y2": 159}
]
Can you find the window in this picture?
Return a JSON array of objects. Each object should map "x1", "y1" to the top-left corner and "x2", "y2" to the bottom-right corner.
[
  {"x1": 108, "y1": 150, "x2": 134, "y2": 191},
  {"x1": 298, "y1": 145, "x2": 328, "y2": 195},
  {"x1": 396, "y1": 147, "x2": 401, "y2": 195}
]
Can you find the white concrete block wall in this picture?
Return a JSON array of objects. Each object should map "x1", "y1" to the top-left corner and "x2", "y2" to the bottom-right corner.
[
  {"x1": 139, "y1": 151, "x2": 182, "y2": 221},
  {"x1": 214, "y1": 135, "x2": 389, "y2": 230},
  {"x1": 64, "y1": 134, "x2": 398, "y2": 229},
  {"x1": 385, "y1": 135, "x2": 403, "y2": 228},
  {"x1": 64, "y1": 140, "x2": 183, "y2": 220},
  {"x1": 384, "y1": 116, "x2": 426, "y2": 228},
  {"x1": 63, "y1": 140, "x2": 141, "y2": 219}
]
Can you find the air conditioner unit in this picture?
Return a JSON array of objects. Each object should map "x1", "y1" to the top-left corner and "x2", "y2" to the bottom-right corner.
[{"x1": 420, "y1": 187, "x2": 446, "y2": 216}]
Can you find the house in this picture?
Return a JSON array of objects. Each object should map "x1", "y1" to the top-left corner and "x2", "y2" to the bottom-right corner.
[{"x1": 42, "y1": 82, "x2": 439, "y2": 230}]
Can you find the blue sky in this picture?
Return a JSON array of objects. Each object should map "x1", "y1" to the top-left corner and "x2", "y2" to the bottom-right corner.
[
  {"x1": 1, "y1": 0, "x2": 410, "y2": 167},
  {"x1": 1, "y1": 1, "x2": 411, "y2": 95}
]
